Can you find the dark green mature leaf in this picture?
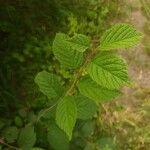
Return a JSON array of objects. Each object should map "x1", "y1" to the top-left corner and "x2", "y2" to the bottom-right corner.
[
  {"x1": 80, "y1": 121, "x2": 95, "y2": 137},
  {"x1": 35, "y1": 71, "x2": 63, "y2": 99},
  {"x1": 3, "y1": 126, "x2": 18, "y2": 143},
  {"x1": 47, "y1": 121, "x2": 69, "y2": 150},
  {"x1": 18, "y1": 126, "x2": 36, "y2": 150},
  {"x1": 77, "y1": 76, "x2": 120, "y2": 102},
  {"x1": 75, "y1": 95, "x2": 97, "y2": 120},
  {"x1": 56, "y1": 96, "x2": 77, "y2": 140},
  {"x1": 99, "y1": 24, "x2": 143, "y2": 51},
  {"x1": 52, "y1": 33, "x2": 84, "y2": 68},
  {"x1": 88, "y1": 53, "x2": 128, "y2": 89}
]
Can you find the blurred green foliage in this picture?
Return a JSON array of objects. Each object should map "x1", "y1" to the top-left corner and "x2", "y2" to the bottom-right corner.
[{"x1": 0, "y1": 0, "x2": 120, "y2": 117}]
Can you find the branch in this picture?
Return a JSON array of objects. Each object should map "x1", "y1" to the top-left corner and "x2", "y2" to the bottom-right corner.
[
  {"x1": 0, "y1": 139, "x2": 19, "y2": 150},
  {"x1": 36, "y1": 45, "x2": 97, "y2": 122}
]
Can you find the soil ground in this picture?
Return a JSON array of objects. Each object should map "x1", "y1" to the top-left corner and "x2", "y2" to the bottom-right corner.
[
  {"x1": 102, "y1": 1, "x2": 150, "y2": 149},
  {"x1": 118, "y1": 0, "x2": 150, "y2": 108}
]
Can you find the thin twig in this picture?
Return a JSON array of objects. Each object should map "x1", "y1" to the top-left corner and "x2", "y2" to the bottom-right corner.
[
  {"x1": 36, "y1": 99, "x2": 61, "y2": 123},
  {"x1": 0, "y1": 139, "x2": 19, "y2": 150}
]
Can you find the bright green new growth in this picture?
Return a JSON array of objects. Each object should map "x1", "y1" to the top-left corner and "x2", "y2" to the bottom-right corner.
[
  {"x1": 35, "y1": 24, "x2": 142, "y2": 140},
  {"x1": 99, "y1": 24, "x2": 143, "y2": 51},
  {"x1": 87, "y1": 53, "x2": 129, "y2": 89}
]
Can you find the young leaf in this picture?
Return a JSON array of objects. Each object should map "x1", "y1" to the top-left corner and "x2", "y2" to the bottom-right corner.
[
  {"x1": 77, "y1": 76, "x2": 120, "y2": 102},
  {"x1": 69, "y1": 34, "x2": 90, "y2": 52},
  {"x1": 56, "y1": 96, "x2": 77, "y2": 140},
  {"x1": 35, "y1": 71, "x2": 63, "y2": 99},
  {"x1": 47, "y1": 121, "x2": 69, "y2": 150},
  {"x1": 75, "y1": 95, "x2": 97, "y2": 120},
  {"x1": 18, "y1": 126, "x2": 36, "y2": 150},
  {"x1": 52, "y1": 33, "x2": 84, "y2": 68},
  {"x1": 88, "y1": 53, "x2": 128, "y2": 89},
  {"x1": 99, "y1": 24, "x2": 143, "y2": 51}
]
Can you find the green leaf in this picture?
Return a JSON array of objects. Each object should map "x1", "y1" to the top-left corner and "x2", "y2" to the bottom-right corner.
[
  {"x1": 35, "y1": 71, "x2": 63, "y2": 99},
  {"x1": 14, "y1": 116, "x2": 23, "y2": 127},
  {"x1": 47, "y1": 121, "x2": 69, "y2": 150},
  {"x1": 80, "y1": 121, "x2": 95, "y2": 137},
  {"x1": 18, "y1": 126, "x2": 36, "y2": 150},
  {"x1": 77, "y1": 76, "x2": 120, "y2": 102},
  {"x1": 3, "y1": 126, "x2": 18, "y2": 143},
  {"x1": 56, "y1": 96, "x2": 77, "y2": 140},
  {"x1": 35, "y1": 122, "x2": 48, "y2": 147},
  {"x1": 52, "y1": 33, "x2": 84, "y2": 68},
  {"x1": 69, "y1": 34, "x2": 90, "y2": 52},
  {"x1": 75, "y1": 95, "x2": 97, "y2": 120},
  {"x1": 99, "y1": 24, "x2": 143, "y2": 51},
  {"x1": 96, "y1": 137, "x2": 115, "y2": 149},
  {"x1": 88, "y1": 53, "x2": 128, "y2": 89}
]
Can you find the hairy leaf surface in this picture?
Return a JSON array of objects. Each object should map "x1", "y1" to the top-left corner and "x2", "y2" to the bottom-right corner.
[
  {"x1": 53, "y1": 33, "x2": 85, "y2": 68},
  {"x1": 99, "y1": 24, "x2": 143, "y2": 51},
  {"x1": 56, "y1": 96, "x2": 77, "y2": 140},
  {"x1": 88, "y1": 53, "x2": 128, "y2": 89},
  {"x1": 35, "y1": 71, "x2": 63, "y2": 99},
  {"x1": 77, "y1": 76, "x2": 120, "y2": 102}
]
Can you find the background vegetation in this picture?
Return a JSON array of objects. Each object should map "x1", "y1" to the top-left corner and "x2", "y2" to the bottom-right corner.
[{"x1": 0, "y1": 0, "x2": 149, "y2": 150}]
